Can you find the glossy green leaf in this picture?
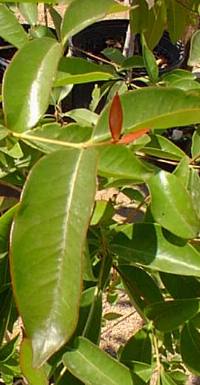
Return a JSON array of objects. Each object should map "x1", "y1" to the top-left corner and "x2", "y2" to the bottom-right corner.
[
  {"x1": 27, "y1": 123, "x2": 92, "y2": 153},
  {"x1": 167, "y1": 0, "x2": 188, "y2": 42},
  {"x1": 0, "y1": 205, "x2": 17, "y2": 258},
  {"x1": 167, "y1": 78, "x2": 200, "y2": 91},
  {"x1": 63, "y1": 337, "x2": 134, "y2": 385},
  {"x1": 3, "y1": 38, "x2": 62, "y2": 132},
  {"x1": 18, "y1": 3, "x2": 38, "y2": 26},
  {"x1": 130, "y1": 0, "x2": 166, "y2": 49},
  {"x1": 93, "y1": 88, "x2": 200, "y2": 142},
  {"x1": 148, "y1": 171, "x2": 200, "y2": 238},
  {"x1": 192, "y1": 127, "x2": 200, "y2": 158},
  {"x1": 82, "y1": 290, "x2": 102, "y2": 344},
  {"x1": 121, "y1": 56, "x2": 144, "y2": 70},
  {"x1": 161, "y1": 372, "x2": 178, "y2": 385},
  {"x1": 48, "y1": 6, "x2": 62, "y2": 40},
  {"x1": 57, "y1": 370, "x2": 84, "y2": 385},
  {"x1": 0, "y1": 4, "x2": 28, "y2": 49},
  {"x1": 126, "y1": 361, "x2": 153, "y2": 382},
  {"x1": 102, "y1": 48, "x2": 125, "y2": 65},
  {"x1": 160, "y1": 273, "x2": 200, "y2": 299},
  {"x1": 98, "y1": 145, "x2": 154, "y2": 181},
  {"x1": 187, "y1": 169, "x2": 200, "y2": 220},
  {"x1": 145, "y1": 299, "x2": 200, "y2": 331},
  {"x1": 118, "y1": 265, "x2": 163, "y2": 313},
  {"x1": 181, "y1": 323, "x2": 200, "y2": 375},
  {"x1": 161, "y1": 69, "x2": 195, "y2": 83},
  {"x1": 0, "y1": 334, "x2": 18, "y2": 363},
  {"x1": 20, "y1": 339, "x2": 48, "y2": 385},
  {"x1": 54, "y1": 57, "x2": 115, "y2": 87},
  {"x1": 173, "y1": 156, "x2": 190, "y2": 186},
  {"x1": 111, "y1": 223, "x2": 200, "y2": 276},
  {"x1": 143, "y1": 134, "x2": 185, "y2": 161},
  {"x1": 83, "y1": 243, "x2": 96, "y2": 282},
  {"x1": 10, "y1": 148, "x2": 97, "y2": 367},
  {"x1": 119, "y1": 329, "x2": 152, "y2": 364},
  {"x1": 61, "y1": 0, "x2": 128, "y2": 45},
  {"x1": 188, "y1": 30, "x2": 200, "y2": 67},
  {"x1": 63, "y1": 109, "x2": 98, "y2": 126},
  {"x1": 0, "y1": 289, "x2": 13, "y2": 346},
  {"x1": 141, "y1": 34, "x2": 158, "y2": 83}
]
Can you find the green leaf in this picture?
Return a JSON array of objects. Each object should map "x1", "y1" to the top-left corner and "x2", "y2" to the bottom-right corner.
[
  {"x1": 63, "y1": 337, "x2": 134, "y2": 385},
  {"x1": 130, "y1": 0, "x2": 166, "y2": 49},
  {"x1": 54, "y1": 57, "x2": 115, "y2": 87},
  {"x1": 173, "y1": 156, "x2": 190, "y2": 186},
  {"x1": 82, "y1": 290, "x2": 102, "y2": 344},
  {"x1": 187, "y1": 169, "x2": 200, "y2": 220},
  {"x1": 111, "y1": 223, "x2": 200, "y2": 276},
  {"x1": 98, "y1": 145, "x2": 154, "y2": 182},
  {"x1": 0, "y1": 205, "x2": 17, "y2": 257},
  {"x1": 181, "y1": 322, "x2": 200, "y2": 376},
  {"x1": 160, "y1": 272, "x2": 200, "y2": 299},
  {"x1": 148, "y1": 170, "x2": 200, "y2": 239},
  {"x1": 18, "y1": 3, "x2": 38, "y2": 26},
  {"x1": 27, "y1": 123, "x2": 92, "y2": 153},
  {"x1": 63, "y1": 109, "x2": 98, "y2": 126},
  {"x1": 145, "y1": 299, "x2": 200, "y2": 331},
  {"x1": 143, "y1": 134, "x2": 185, "y2": 161},
  {"x1": 121, "y1": 56, "x2": 144, "y2": 70},
  {"x1": 167, "y1": 0, "x2": 188, "y2": 42},
  {"x1": 104, "y1": 312, "x2": 121, "y2": 321},
  {"x1": 118, "y1": 265, "x2": 163, "y2": 313},
  {"x1": 188, "y1": 30, "x2": 200, "y2": 67},
  {"x1": 3, "y1": 38, "x2": 62, "y2": 132},
  {"x1": 83, "y1": 243, "x2": 96, "y2": 282},
  {"x1": 119, "y1": 329, "x2": 152, "y2": 365},
  {"x1": 10, "y1": 148, "x2": 97, "y2": 367},
  {"x1": 61, "y1": 0, "x2": 128, "y2": 45},
  {"x1": 141, "y1": 34, "x2": 158, "y2": 83},
  {"x1": 20, "y1": 339, "x2": 48, "y2": 385},
  {"x1": 93, "y1": 88, "x2": 200, "y2": 142},
  {"x1": 102, "y1": 48, "x2": 125, "y2": 65},
  {"x1": 48, "y1": 6, "x2": 62, "y2": 40},
  {"x1": 0, "y1": 334, "x2": 19, "y2": 363},
  {"x1": 161, "y1": 372, "x2": 178, "y2": 385},
  {"x1": 126, "y1": 361, "x2": 153, "y2": 382},
  {"x1": 0, "y1": 4, "x2": 28, "y2": 49},
  {"x1": 161, "y1": 69, "x2": 195, "y2": 83},
  {"x1": 192, "y1": 127, "x2": 200, "y2": 158},
  {"x1": 57, "y1": 370, "x2": 84, "y2": 385}
]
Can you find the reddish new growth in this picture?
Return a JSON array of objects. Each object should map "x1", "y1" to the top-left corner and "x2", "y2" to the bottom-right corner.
[{"x1": 109, "y1": 92, "x2": 150, "y2": 144}]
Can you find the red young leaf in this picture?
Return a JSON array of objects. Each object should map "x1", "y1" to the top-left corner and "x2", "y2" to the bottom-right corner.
[
  {"x1": 118, "y1": 128, "x2": 150, "y2": 144},
  {"x1": 109, "y1": 92, "x2": 123, "y2": 142}
]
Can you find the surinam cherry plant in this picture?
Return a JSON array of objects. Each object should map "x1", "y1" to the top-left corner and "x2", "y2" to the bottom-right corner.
[{"x1": 1, "y1": 0, "x2": 200, "y2": 384}]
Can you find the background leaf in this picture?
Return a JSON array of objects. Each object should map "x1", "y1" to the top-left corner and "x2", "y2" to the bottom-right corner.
[
  {"x1": 119, "y1": 329, "x2": 152, "y2": 365},
  {"x1": 181, "y1": 322, "x2": 200, "y2": 376}
]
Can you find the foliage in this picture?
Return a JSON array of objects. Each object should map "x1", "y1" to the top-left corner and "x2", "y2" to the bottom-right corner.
[{"x1": 0, "y1": 0, "x2": 200, "y2": 384}]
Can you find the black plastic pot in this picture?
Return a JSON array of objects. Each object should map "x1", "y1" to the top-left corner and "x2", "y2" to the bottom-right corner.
[{"x1": 71, "y1": 19, "x2": 185, "y2": 73}]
